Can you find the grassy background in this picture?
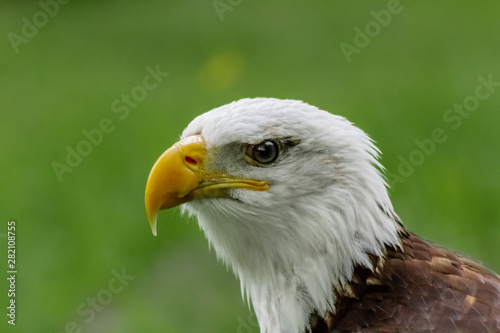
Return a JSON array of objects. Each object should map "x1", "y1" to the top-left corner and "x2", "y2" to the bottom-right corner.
[{"x1": 1, "y1": 1, "x2": 500, "y2": 332}]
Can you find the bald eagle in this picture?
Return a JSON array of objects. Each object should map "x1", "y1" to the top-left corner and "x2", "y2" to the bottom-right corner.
[{"x1": 145, "y1": 98, "x2": 500, "y2": 333}]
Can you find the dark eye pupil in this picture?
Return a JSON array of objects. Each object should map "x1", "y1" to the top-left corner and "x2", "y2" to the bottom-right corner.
[{"x1": 253, "y1": 140, "x2": 278, "y2": 164}]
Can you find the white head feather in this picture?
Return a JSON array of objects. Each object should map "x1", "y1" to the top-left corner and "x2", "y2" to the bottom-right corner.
[{"x1": 180, "y1": 98, "x2": 400, "y2": 333}]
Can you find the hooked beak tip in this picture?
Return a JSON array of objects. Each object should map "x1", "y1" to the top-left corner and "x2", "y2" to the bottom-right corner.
[{"x1": 148, "y1": 210, "x2": 158, "y2": 236}]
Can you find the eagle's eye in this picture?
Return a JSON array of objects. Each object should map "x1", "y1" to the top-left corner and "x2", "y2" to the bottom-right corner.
[{"x1": 245, "y1": 140, "x2": 279, "y2": 165}]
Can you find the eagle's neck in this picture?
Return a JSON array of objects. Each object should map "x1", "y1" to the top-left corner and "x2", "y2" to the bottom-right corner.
[{"x1": 186, "y1": 184, "x2": 401, "y2": 333}]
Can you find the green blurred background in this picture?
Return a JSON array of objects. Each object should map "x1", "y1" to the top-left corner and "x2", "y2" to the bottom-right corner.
[{"x1": 1, "y1": 1, "x2": 500, "y2": 332}]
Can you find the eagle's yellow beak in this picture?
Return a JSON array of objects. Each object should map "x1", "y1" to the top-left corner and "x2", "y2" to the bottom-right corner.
[{"x1": 145, "y1": 135, "x2": 269, "y2": 236}]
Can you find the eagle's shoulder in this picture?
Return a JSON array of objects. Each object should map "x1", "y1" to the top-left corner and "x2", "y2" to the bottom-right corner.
[{"x1": 309, "y1": 231, "x2": 500, "y2": 333}]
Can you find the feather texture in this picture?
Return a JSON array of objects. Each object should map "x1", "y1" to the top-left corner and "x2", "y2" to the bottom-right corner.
[{"x1": 310, "y1": 230, "x2": 500, "y2": 333}]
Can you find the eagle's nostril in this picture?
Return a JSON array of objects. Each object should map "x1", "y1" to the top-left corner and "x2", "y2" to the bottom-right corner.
[{"x1": 184, "y1": 156, "x2": 198, "y2": 165}]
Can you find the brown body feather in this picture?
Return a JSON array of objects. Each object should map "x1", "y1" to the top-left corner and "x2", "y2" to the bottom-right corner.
[{"x1": 309, "y1": 230, "x2": 500, "y2": 333}]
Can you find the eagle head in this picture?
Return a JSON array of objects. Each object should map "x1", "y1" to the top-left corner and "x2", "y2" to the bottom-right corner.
[{"x1": 145, "y1": 98, "x2": 401, "y2": 333}]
